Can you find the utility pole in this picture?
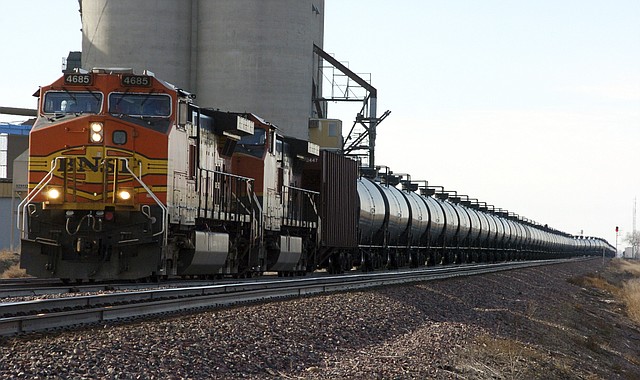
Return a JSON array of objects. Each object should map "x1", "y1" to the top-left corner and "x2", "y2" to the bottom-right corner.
[
  {"x1": 615, "y1": 226, "x2": 619, "y2": 258},
  {"x1": 634, "y1": 197, "x2": 637, "y2": 259}
]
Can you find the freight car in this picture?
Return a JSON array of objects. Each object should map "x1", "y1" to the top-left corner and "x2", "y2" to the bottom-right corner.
[
  {"x1": 17, "y1": 69, "x2": 615, "y2": 282},
  {"x1": 317, "y1": 168, "x2": 616, "y2": 274}
]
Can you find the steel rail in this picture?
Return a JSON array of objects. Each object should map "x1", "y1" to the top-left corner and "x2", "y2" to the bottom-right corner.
[{"x1": 0, "y1": 258, "x2": 589, "y2": 336}]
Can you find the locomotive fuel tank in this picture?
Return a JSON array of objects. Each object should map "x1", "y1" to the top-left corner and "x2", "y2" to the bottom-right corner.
[{"x1": 179, "y1": 232, "x2": 230, "y2": 275}]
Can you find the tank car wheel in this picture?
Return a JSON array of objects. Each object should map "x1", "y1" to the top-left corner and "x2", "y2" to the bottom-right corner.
[
  {"x1": 446, "y1": 252, "x2": 456, "y2": 265},
  {"x1": 360, "y1": 254, "x2": 373, "y2": 272},
  {"x1": 426, "y1": 252, "x2": 435, "y2": 266},
  {"x1": 61, "y1": 278, "x2": 70, "y2": 285},
  {"x1": 328, "y1": 253, "x2": 344, "y2": 274}
]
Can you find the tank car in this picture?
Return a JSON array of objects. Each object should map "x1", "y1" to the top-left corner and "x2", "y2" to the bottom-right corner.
[
  {"x1": 18, "y1": 69, "x2": 320, "y2": 281},
  {"x1": 314, "y1": 166, "x2": 616, "y2": 273}
]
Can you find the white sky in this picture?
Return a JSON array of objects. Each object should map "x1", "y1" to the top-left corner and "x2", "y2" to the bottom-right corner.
[{"x1": 1, "y1": 0, "x2": 638, "y2": 250}]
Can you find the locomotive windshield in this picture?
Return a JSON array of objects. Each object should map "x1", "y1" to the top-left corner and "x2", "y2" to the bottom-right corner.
[
  {"x1": 236, "y1": 129, "x2": 266, "y2": 158},
  {"x1": 108, "y1": 93, "x2": 171, "y2": 117},
  {"x1": 43, "y1": 91, "x2": 103, "y2": 114}
]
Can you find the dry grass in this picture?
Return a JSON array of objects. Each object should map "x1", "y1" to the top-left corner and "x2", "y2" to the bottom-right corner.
[
  {"x1": 567, "y1": 273, "x2": 620, "y2": 296},
  {"x1": 609, "y1": 259, "x2": 640, "y2": 325},
  {"x1": 570, "y1": 259, "x2": 640, "y2": 326},
  {"x1": 456, "y1": 335, "x2": 571, "y2": 380},
  {"x1": 0, "y1": 249, "x2": 18, "y2": 262},
  {"x1": 2, "y1": 264, "x2": 27, "y2": 278},
  {"x1": 617, "y1": 259, "x2": 640, "y2": 277},
  {"x1": 0, "y1": 249, "x2": 28, "y2": 278},
  {"x1": 622, "y1": 279, "x2": 640, "y2": 325}
]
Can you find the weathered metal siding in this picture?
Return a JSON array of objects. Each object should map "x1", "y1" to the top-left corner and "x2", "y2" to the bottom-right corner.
[
  {"x1": 303, "y1": 151, "x2": 358, "y2": 248},
  {"x1": 7, "y1": 136, "x2": 28, "y2": 180},
  {"x1": 0, "y1": 196, "x2": 19, "y2": 250},
  {"x1": 0, "y1": 182, "x2": 12, "y2": 197}
]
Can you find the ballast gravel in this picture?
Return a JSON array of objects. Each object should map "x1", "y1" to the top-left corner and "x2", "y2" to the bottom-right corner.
[{"x1": 1, "y1": 259, "x2": 639, "y2": 379}]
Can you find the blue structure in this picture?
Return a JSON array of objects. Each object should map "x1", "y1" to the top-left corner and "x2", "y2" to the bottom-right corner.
[
  {"x1": 0, "y1": 122, "x2": 32, "y2": 251},
  {"x1": 0, "y1": 123, "x2": 31, "y2": 135}
]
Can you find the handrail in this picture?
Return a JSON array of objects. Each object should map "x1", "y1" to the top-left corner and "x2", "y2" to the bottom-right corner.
[
  {"x1": 118, "y1": 158, "x2": 167, "y2": 238},
  {"x1": 283, "y1": 185, "x2": 319, "y2": 196},
  {"x1": 17, "y1": 156, "x2": 168, "y2": 240},
  {"x1": 197, "y1": 167, "x2": 255, "y2": 221},
  {"x1": 17, "y1": 156, "x2": 65, "y2": 235},
  {"x1": 281, "y1": 185, "x2": 319, "y2": 226}
]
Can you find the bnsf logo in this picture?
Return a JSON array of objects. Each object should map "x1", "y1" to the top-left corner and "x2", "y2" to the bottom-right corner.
[
  {"x1": 32, "y1": 147, "x2": 168, "y2": 185},
  {"x1": 56, "y1": 156, "x2": 132, "y2": 177},
  {"x1": 52, "y1": 155, "x2": 135, "y2": 184}
]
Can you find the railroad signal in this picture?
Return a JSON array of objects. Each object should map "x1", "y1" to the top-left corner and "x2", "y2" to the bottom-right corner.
[{"x1": 616, "y1": 226, "x2": 619, "y2": 233}]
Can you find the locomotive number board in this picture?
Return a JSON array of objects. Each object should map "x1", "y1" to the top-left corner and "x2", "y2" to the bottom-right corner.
[
  {"x1": 64, "y1": 73, "x2": 93, "y2": 86},
  {"x1": 121, "y1": 75, "x2": 152, "y2": 87}
]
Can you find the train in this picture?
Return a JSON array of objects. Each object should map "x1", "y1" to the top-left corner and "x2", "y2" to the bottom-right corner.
[{"x1": 17, "y1": 69, "x2": 615, "y2": 282}]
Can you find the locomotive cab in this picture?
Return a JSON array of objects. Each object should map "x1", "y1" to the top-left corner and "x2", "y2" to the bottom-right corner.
[
  {"x1": 18, "y1": 69, "x2": 183, "y2": 280},
  {"x1": 231, "y1": 115, "x2": 320, "y2": 274}
]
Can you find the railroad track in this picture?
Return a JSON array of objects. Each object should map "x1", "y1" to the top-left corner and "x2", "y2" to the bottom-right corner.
[
  {"x1": 0, "y1": 258, "x2": 589, "y2": 336},
  {"x1": 0, "y1": 278, "x2": 223, "y2": 299}
]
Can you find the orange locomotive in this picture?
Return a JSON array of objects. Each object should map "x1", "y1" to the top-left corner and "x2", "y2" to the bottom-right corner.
[{"x1": 19, "y1": 69, "x2": 321, "y2": 281}]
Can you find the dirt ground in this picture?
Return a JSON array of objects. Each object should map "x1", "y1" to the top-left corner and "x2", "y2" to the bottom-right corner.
[
  {"x1": 1, "y1": 257, "x2": 639, "y2": 379},
  {"x1": 451, "y1": 258, "x2": 640, "y2": 379}
]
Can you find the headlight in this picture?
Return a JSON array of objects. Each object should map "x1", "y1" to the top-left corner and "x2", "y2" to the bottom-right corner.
[
  {"x1": 90, "y1": 132, "x2": 103, "y2": 143},
  {"x1": 90, "y1": 122, "x2": 103, "y2": 133},
  {"x1": 117, "y1": 188, "x2": 135, "y2": 205},
  {"x1": 46, "y1": 187, "x2": 63, "y2": 204},
  {"x1": 48, "y1": 188, "x2": 61, "y2": 199},
  {"x1": 118, "y1": 190, "x2": 132, "y2": 201},
  {"x1": 89, "y1": 122, "x2": 104, "y2": 143}
]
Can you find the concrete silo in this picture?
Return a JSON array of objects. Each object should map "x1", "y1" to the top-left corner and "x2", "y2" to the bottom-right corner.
[
  {"x1": 80, "y1": 0, "x2": 325, "y2": 140},
  {"x1": 80, "y1": 0, "x2": 193, "y2": 91}
]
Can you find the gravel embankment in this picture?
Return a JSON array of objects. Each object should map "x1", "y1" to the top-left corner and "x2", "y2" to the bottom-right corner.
[{"x1": 2, "y1": 259, "x2": 639, "y2": 379}]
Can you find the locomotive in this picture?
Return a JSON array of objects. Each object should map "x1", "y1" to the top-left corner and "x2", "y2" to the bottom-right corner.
[{"x1": 18, "y1": 69, "x2": 615, "y2": 281}]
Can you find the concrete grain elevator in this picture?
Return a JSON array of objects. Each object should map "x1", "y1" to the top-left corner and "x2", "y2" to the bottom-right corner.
[{"x1": 80, "y1": 0, "x2": 325, "y2": 140}]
